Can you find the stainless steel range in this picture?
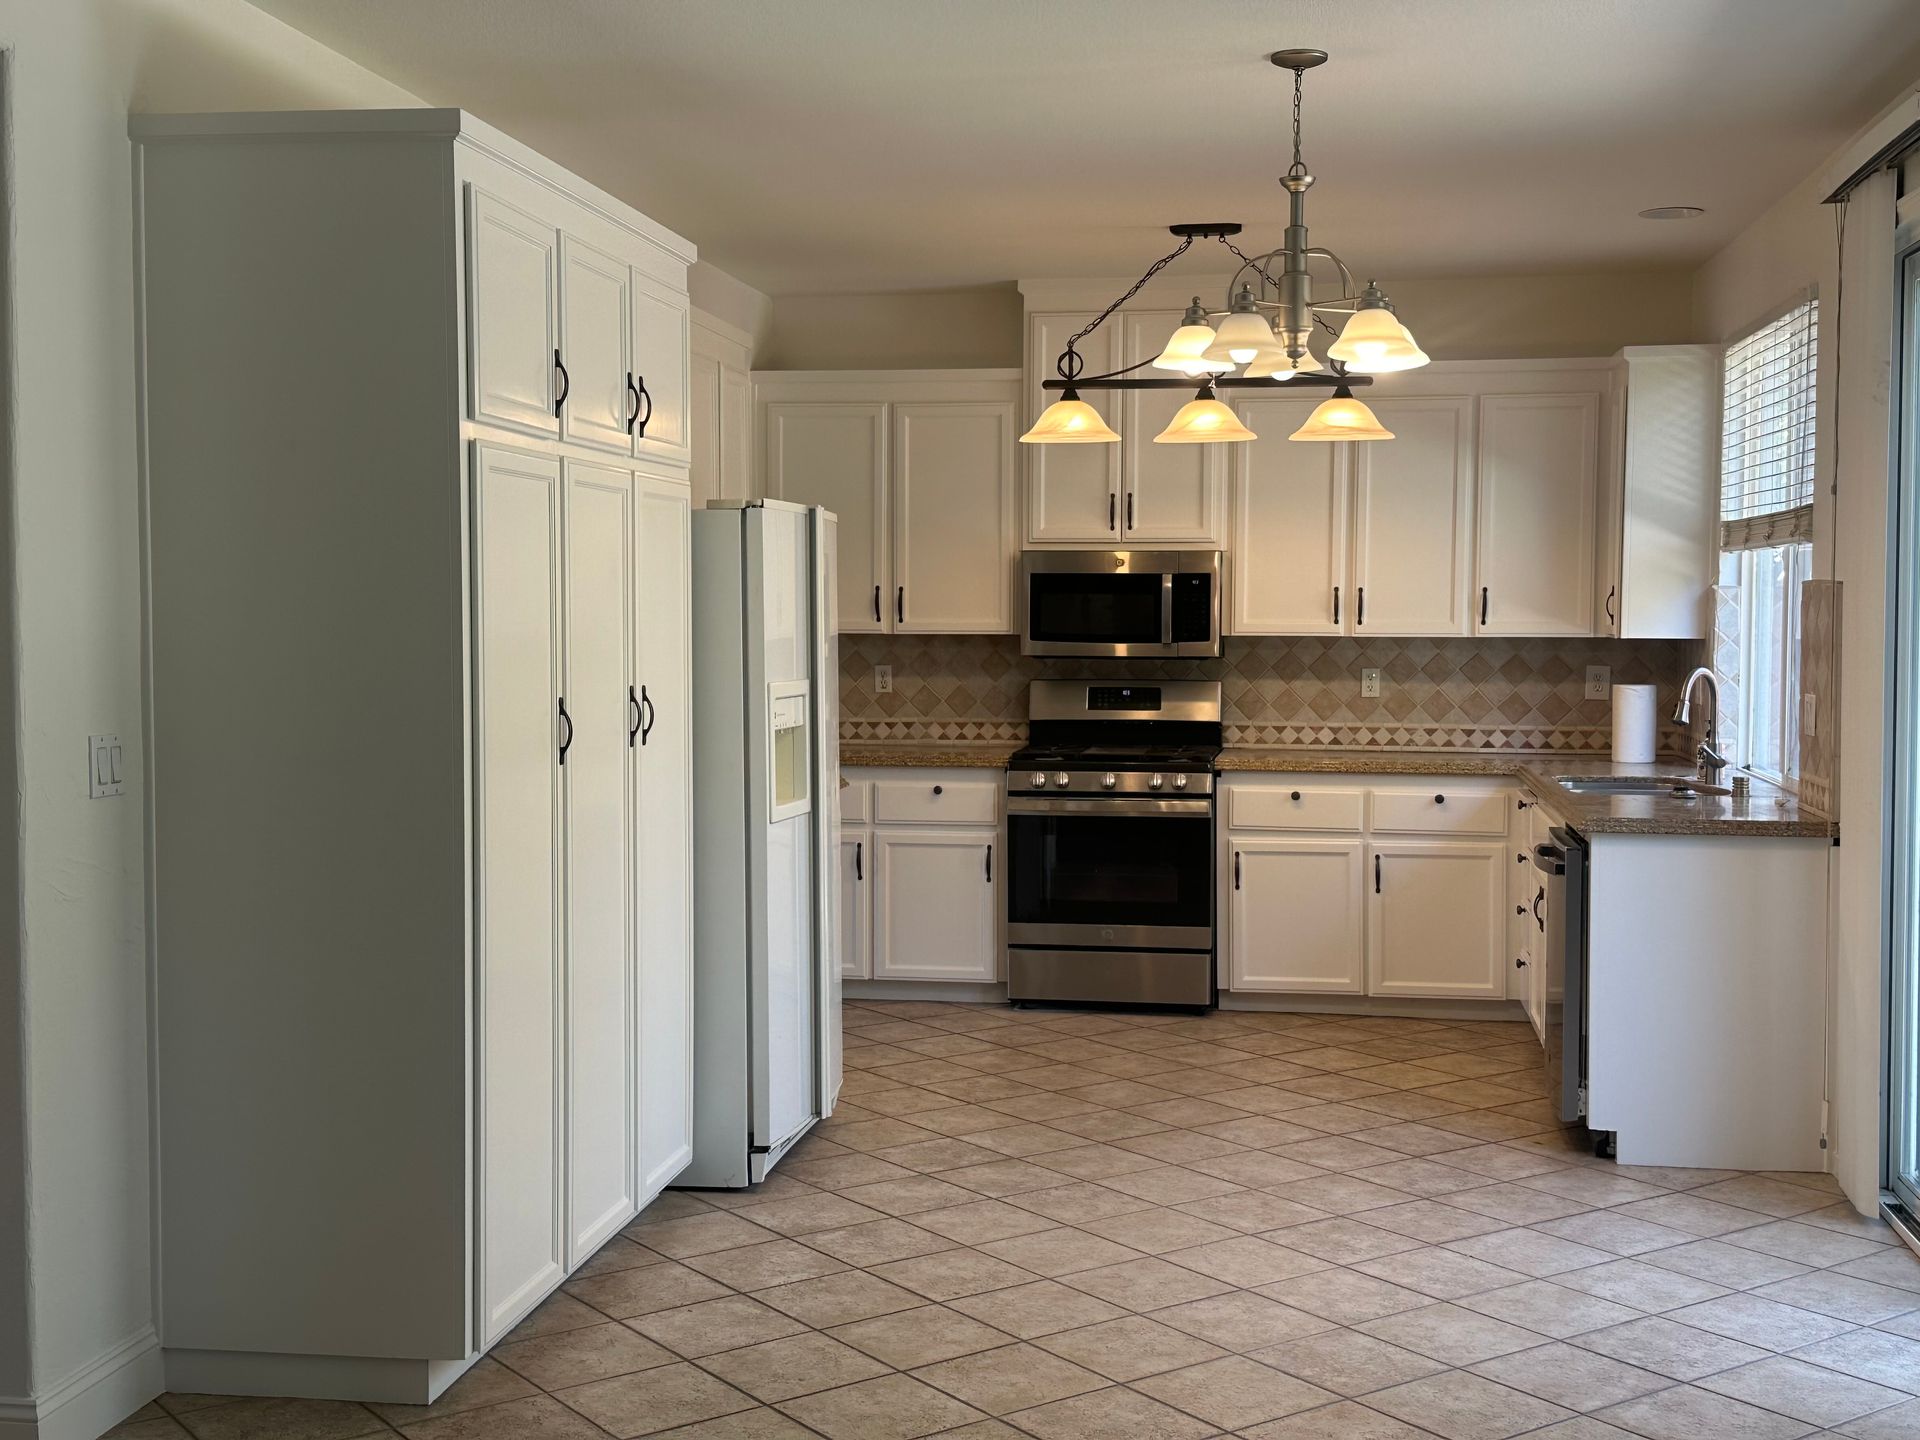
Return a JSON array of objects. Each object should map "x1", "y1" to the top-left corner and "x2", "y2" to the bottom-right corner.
[{"x1": 1004, "y1": 680, "x2": 1222, "y2": 1010}]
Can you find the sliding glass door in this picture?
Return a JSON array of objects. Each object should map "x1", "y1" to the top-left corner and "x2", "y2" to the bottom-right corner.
[{"x1": 1889, "y1": 233, "x2": 1920, "y2": 1214}]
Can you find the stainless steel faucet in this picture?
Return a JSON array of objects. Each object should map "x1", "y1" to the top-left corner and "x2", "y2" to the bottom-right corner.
[{"x1": 1672, "y1": 667, "x2": 1729, "y2": 783}]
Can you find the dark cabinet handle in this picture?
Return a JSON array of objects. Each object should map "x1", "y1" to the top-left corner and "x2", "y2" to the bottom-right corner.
[
  {"x1": 557, "y1": 697, "x2": 573, "y2": 764},
  {"x1": 985, "y1": 844, "x2": 993, "y2": 883},
  {"x1": 932, "y1": 785, "x2": 943, "y2": 796},
  {"x1": 1126, "y1": 492, "x2": 1135, "y2": 530},
  {"x1": 1332, "y1": 585, "x2": 1340, "y2": 625},
  {"x1": 1434, "y1": 794, "x2": 1446, "y2": 805},
  {"x1": 628, "y1": 685, "x2": 642, "y2": 747},
  {"x1": 1290, "y1": 790, "x2": 1302, "y2": 801},
  {"x1": 1374, "y1": 854, "x2": 1382, "y2": 893},
  {"x1": 625, "y1": 373, "x2": 642, "y2": 434},
  {"x1": 553, "y1": 349, "x2": 570, "y2": 414},
  {"x1": 1356, "y1": 587, "x2": 1365, "y2": 627},
  {"x1": 1532, "y1": 886, "x2": 1545, "y2": 931},
  {"x1": 1480, "y1": 586, "x2": 1489, "y2": 626},
  {"x1": 1109, "y1": 493, "x2": 1117, "y2": 532},
  {"x1": 640, "y1": 685, "x2": 655, "y2": 746},
  {"x1": 1517, "y1": 797, "x2": 1532, "y2": 811},
  {"x1": 1517, "y1": 852, "x2": 1528, "y2": 864},
  {"x1": 633, "y1": 374, "x2": 653, "y2": 438},
  {"x1": 1605, "y1": 585, "x2": 1617, "y2": 629},
  {"x1": 1516, "y1": 956, "x2": 1529, "y2": 969},
  {"x1": 872, "y1": 585, "x2": 881, "y2": 622},
  {"x1": 855, "y1": 841, "x2": 863, "y2": 881},
  {"x1": 1234, "y1": 851, "x2": 1241, "y2": 890},
  {"x1": 896, "y1": 587, "x2": 905, "y2": 625},
  {"x1": 1516, "y1": 904, "x2": 1526, "y2": 916}
]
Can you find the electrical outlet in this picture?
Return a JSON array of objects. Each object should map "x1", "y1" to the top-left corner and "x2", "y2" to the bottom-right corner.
[
  {"x1": 1360, "y1": 668, "x2": 1382, "y2": 699},
  {"x1": 1801, "y1": 692, "x2": 1817, "y2": 736},
  {"x1": 88, "y1": 734, "x2": 124, "y2": 799},
  {"x1": 873, "y1": 665, "x2": 892, "y2": 695},
  {"x1": 1585, "y1": 665, "x2": 1611, "y2": 701}
]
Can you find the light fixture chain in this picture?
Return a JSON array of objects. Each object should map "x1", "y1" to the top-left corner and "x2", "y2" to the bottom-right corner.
[
  {"x1": 1217, "y1": 236, "x2": 1281, "y2": 292},
  {"x1": 1291, "y1": 65, "x2": 1304, "y2": 174},
  {"x1": 1058, "y1": 235, "x2": 1195, "y2": 378}
]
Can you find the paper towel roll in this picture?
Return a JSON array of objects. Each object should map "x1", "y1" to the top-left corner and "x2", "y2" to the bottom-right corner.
[{"x1": 1612, "y1": 684, "x2": 1658, "y2": 764}]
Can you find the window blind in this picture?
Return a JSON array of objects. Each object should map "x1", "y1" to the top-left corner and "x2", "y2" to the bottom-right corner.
[{"x1": 1720, "y1": 298, "x2": 1818, "y2": 551}]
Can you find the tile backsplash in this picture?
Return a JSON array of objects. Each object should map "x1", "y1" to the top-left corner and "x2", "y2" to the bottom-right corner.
[{"x1": 841, "y1": 633, "x2": 1693, "y2": 754}]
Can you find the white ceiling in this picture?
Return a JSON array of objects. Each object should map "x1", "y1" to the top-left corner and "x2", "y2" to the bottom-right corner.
[{"x1": 245, "y1": 0, "x2": 1920, "y2": 295}]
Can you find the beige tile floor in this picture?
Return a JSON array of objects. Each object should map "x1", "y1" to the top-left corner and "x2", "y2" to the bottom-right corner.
[{"x1": 116, "y1": 1002, "x2": 1920, "y2": 1440}]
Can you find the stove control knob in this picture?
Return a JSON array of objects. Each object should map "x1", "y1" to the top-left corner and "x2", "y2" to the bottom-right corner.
[
  {"x1": 1148, "y1": 773, "x2": 1165, "y2": 791},
  {"x1": 1172, "y1": 773, "x2": 1190, "y2": 791},
  {"x1": 1029, "y1": 771, "x2": 1048, "y2": 789},
  {"x1": 1053, "y1": 772, "x2": 1071, "y2": 788},
  {"x1": 1101, "y1": 772, "x2": 1118, "y2": 790}
]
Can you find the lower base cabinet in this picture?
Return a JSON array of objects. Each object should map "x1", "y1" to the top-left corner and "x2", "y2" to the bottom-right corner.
[
  {"x1": 1368, "y1": 841, "x2": 1507, "y2": 999},
  {"x1": 840, "y1": 831, "x2": 871, "y2": 979},
  {"x1": 1230, "y1": 840, "x2": 1365, "y2": 993}
]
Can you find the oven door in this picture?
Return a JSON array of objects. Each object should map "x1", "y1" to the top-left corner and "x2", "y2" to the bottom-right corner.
[{"x1": 1005, "y1": 795, "x2": 1214, "y2": 949}]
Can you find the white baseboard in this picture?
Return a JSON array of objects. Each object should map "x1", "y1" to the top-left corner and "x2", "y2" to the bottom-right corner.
[
  {"x1": 163, "y1": 1348, "x2": 476, "y2": 1406},
  {"x1": 843, "y1": 980, "x2": 1007, "y2": 1003},
  {"x1": 1220, "y1": 992, "x2": 1528, "y2": 1021},
  {"x1": 0, "y1": 1327, "x2": 163, "y2": 1440}
]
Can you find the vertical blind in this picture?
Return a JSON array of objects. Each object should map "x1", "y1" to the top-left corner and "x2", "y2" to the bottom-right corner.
[{"x1": 1721, "y1": 297, "x2": 1818, "y2": 551}]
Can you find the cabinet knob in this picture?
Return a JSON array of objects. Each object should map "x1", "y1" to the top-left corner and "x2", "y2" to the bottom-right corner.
[
  {"x1": 932, "y1": 785, "x2": 943, "y2": 796},
  {"x1": 1290, "y1": 790, "x2": 1302, "y2": 801},
  {"x1": 1515, "y1": 957, "x2": 1529, "y2": 969},
  {"x1": 1434, "y1": 794, "x2": 1446, "y2": 805}
]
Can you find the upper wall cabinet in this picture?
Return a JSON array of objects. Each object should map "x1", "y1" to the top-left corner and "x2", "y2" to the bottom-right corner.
[
  {"x1": 1352, "y1": 396, "x2": 1475, "y2": 636},
  {"x1": 1025, "y1": 312, "x2": 1124, "y2": 543},
  {"x1": 467, "y1": 187, "x2": 690, "y2": 466},
  {"x1": 1231, "y1": 395, "x2": 1348, "y2": 635},
  {"x1": 689, "y1": 314, "x2": 755, "y2": 510},
  {"x1": 1118, "y1": 311, "x2": 1227, "y2": 545},
  {"x1": 1596, "y1": 345, "x2": 1720, "y2": 639},
  {"x1": 758, "y1": 372, "x2": 1020, "y2": 634},
  {"x1": 1474, "y1": 392, "x2": 1599, "y2": 636}
]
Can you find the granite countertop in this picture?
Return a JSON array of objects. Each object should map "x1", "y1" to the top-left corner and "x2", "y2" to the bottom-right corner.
[
  {"x1": 1217, "y1": 748, "x2": 1834, "y2": 839},
  {"x1": 840, "y1": 742, "x2": 1022, "y2": 769}
]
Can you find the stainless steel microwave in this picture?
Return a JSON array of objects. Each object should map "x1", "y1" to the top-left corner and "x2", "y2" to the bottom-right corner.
[{"x1": 1019, "y1": 551, "x2": 1223, "y2": 658}]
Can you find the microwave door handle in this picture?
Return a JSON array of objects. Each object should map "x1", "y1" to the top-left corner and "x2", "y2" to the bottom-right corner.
[{"x1": 1161, "y1": 571, "x2": 1175, "y2": 646}]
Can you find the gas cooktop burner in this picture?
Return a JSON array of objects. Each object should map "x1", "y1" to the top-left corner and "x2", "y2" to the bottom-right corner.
[{"x1": 1008, "y1": 743, "x2": 1221, "y2": 773}]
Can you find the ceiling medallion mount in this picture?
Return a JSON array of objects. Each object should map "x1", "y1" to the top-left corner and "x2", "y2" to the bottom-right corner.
[{"x1": 1023, "y1": 48, "x2": 1425, "y2": 447}]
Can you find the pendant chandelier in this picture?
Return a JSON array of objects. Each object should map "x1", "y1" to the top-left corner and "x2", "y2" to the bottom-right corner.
[{"x1": 1022, "y1": 49, "x2": 1426, "y2": 447}]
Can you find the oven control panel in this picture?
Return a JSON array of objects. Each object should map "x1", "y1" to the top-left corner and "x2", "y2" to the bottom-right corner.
[{"x1": 1008, "y1": 769, "x2": 1215, "y2": 797}]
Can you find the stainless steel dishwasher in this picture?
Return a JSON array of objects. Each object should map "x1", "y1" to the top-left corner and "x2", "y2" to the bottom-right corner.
[{"x1": 1535, "y1": 827, "x2": 1590, "y2": 1130}]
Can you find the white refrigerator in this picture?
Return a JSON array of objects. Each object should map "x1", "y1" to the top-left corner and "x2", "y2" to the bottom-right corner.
[{"x1": 682, "y1": 500, "x2": 842, "y2": 1187}]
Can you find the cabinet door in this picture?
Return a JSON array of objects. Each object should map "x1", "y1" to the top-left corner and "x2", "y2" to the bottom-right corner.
[
  {"x1": 635, "y1": 473, "x2": 696, "y2": 1198},
  {"x1": 468, "y1": 190, "x2": 560, "y2": 438},
  {"x1": 1120, "y1": 311, "x2": 1224, "y2": 545},
  {"x1": 631, "y1": 271, "x2": 691, "y2": 465},
  {"x1": 1229, "y1": 839, "x2": 1365, "y2": 993},
  {"x1": 1352, "y1": 396, "x2": 1474, "y2": 635},
  {"x1": 559, "y1": 236, "x2": 634, "y2": 455},
  {"x1": 472, "y1": 444, "x2": 565, "y2": 1343},
  {"x1": 873, "y1": 829, "x2": 997, "y2": 981},
  {"x1": 1475, "y1": 393, "x2": 1599, "y2": 636},
  {"x1": 561, "y1": 460, "x2": 636, "y2": 1264},
  {"x1": 893, "y1": 401, "x2": 1015, "y2": 632},
  {"x1": 1231, "y1": 396, "x2": 1349, "y2": 634},
  {"x1": 764, "y1": 403, "x2": 888, "y2": 632},
  {"x1": 840, "y1": 831, "x2": 871, "y2": 979},
  {"x1": 1369, "y1": 842, "x2": 1506, "y2": 999},
  {"x1": 1025, "y1": 312, "x2": 1120, "y2": 543}
]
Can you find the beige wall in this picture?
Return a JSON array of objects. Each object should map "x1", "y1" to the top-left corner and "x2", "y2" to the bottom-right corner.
[
  {"x1": 0, "y1": 0, "x2": 419, "y2": 1421},
  {"x1": 759, "y1": 284, "x2": 1023, "y2": 369}
]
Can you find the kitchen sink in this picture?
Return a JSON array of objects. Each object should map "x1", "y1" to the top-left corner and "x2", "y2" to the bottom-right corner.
[{"x1": 1554, "y1": 774, "x2": 1733, "y2": 797}]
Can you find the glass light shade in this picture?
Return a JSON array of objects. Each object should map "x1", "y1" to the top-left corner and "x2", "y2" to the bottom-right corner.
[
  {"x1": 1243, "y1": 348, "x2": 1325, "y2": 379},
  {"x1": 1326, "y1": 306, "x2": 1429, "y2": 373},
  {"x1": 1151, "y1": 322, "x2": 1233, "y2": 375},
  {"x1": 1154, "y1": 391, "x2": 1257, "y2": 444},
  {"x1": 1202, "y1": 309, "x2": 1285, "y2": 366},
  {"x1": 1289, "y1": 387, "x2": 1395, "y2": 442},
  {"x1": 1019, "y1": 390, "x2": 1119, "y2": 444}
]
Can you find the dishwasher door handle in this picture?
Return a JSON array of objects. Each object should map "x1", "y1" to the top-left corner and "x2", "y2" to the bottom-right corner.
[{"x1": 1532, "y1": 843, "x2": 1566, "y2": 875}]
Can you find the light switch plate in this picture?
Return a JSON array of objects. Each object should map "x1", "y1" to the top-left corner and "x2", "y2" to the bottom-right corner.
[
  {"x1": 873, "y1": 665, "x2": 893, "y2": 695},
  {"x1": 1585, "y1": 665, "x2": 1611, "y2": 701},
  {"x1": 1360, "y1": 668, "x2": 1382, "y2": 699},
  {"x1": 88, "y1": 734, "x2": 124, "y2": 798}
]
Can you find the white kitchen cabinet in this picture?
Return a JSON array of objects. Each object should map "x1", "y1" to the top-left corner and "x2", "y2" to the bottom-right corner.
[
  {"x1": 473, "y1": 445, "x2": 566, "y2": 1343},
  {"x1": 559, "y1": 236, "x2": 635, "y2": 455},
  {"x1": 1025, "y1": 311, "x2": 1123, "y2": 542},
  {"x1": 1351, "y1": 396, "x2": 1475, "y2": 635},
  {"x1": 892, "y1": 402, "x2": 1017, "y2": 632},
  {"x1": 690, "y1": 313, "x2": 755, "y2": 509},
  {"x1": 1596, "y1": 345, "x2": 1719, "y2": 638},
  {"x1": 840, "y1": 832, "x2": 872, "y2": 979},
  {"x1": 874, "y1": 830, "x2": 998, "y2": 982},
  {"x1": 765, "y1": 401, "x2": 890, "y2": 632},
  {"x1": 1231, "y1": 394, "x2": 1349, "y2": 634},
  {"x1": 1369, "y1": 841, "x2": 1507, "y2": 999},
  {"x1": 631, "y1": 270, "x2": 692, "y2": 465},
  {"x1": 1117, "y1": 310, "x2": 1226, "y2": 545},
  {"x1": 1229, "y1": 839, "x2": 1365, "y2": 993},
  {"x1": 759, "y1": 375, "x2": 1020, "y2": 634},
  {"x1": 1475, "y1": 392, "x2": 1599, "y2": 636},
  {"x1": 136, "y1": 111, "x2": 699, "y2": 1401},
  {"x1": 635, "y1": 473, "x2": 696, "y2": 1197},
  {"x1": 562, "y1": 461, "x2": 638, "y2": 1267},
  {"x1": 469, "y1": 189, "x2": 560, "y2": 438}
]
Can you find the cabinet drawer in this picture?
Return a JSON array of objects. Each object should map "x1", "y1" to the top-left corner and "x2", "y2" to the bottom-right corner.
[
  {"x1": 1228, "y1": 786, "x2": 1364, "y2": 833},
  {"x1": 1370, "y1": 788, "x2": 1509, "y2": 836},
  {"x1": 873, "y1": 779, "x2": 998, "y2": 826},
  {"x1": 839, "y1": 779, "x2": 870, "y2": 823}
]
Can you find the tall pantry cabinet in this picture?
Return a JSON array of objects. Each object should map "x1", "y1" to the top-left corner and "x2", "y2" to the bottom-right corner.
[{"x1": 135, "y1": 110, "x2": 696, "y2": 1402}]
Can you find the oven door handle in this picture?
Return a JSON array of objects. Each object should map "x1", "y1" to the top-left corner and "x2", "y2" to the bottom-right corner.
[{"x1": 1006, "y1": 796, "x2": 1212, "y2": 818}]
